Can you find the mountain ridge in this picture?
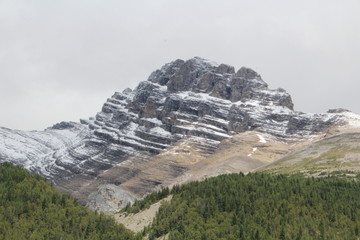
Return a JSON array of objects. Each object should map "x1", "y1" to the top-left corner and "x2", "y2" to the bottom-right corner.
[{"x1": 0, "y1": 57, "x2": 359, "y2": 213}]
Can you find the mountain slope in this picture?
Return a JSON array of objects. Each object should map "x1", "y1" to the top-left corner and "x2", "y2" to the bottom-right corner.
[
  {"x1": 260, "y1": 130, "x2": 360, "y2": 177},
  {"x1": 0, "y1": 57, "x2": 358, "y2": 212},
  {"x1": 0, "y1": 122, "x2": 89, "y2": 177},
  {"x1": 0, "y1": 162, "x2": 135, "y2": 240}
]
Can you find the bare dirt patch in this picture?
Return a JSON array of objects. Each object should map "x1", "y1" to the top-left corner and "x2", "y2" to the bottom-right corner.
[{"x1": 114, "y1": 195, "x2": 173, "y2": 233}]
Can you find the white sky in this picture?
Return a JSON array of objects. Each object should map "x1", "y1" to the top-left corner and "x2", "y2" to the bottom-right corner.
[{"x1": 1, "y1": 0, "x2": 359, "y2": 130}]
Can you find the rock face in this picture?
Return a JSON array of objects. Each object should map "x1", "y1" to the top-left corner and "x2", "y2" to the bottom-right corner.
[
  {"x1": 0, "y1": 122, "x2": 90, "y2": 177},
  {"x1": 87, "y1": 184, "x2": 136, "y2": 214},
  {"x1": 0, "y1": 57, "x2": 356, "y2": 212}
]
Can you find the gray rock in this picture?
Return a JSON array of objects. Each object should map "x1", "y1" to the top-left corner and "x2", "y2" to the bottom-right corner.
[
  {"x1": 166, "y1": 59, "x2": 200, "y2": 91},
  {"x1": 210, "y1": 80, "x2": 231, "y2": 99},
  {"x1": 122, "y1": 88, "x2": 132, "y2": 95},
  {"x1": 236, "y1": 67, "x2": 262, "y2": 80},
  {"x1": 50, "y1": 121, "x2": 77, "y2": 130},
  {"x1": 216, "y1": 64, "x2": 235, "y2": 74},
  {"x1": 196, "y1": 72, "x2": 217, "y2": 92},
  {"x1": 87, "y1": 184, "x2": 136, "y2": 214},
  {"x1": 327, "y1": 108, "x2": 351, "y2": 113},
  {"x1": 148, "y1": 59, "x2": 185, "y2": 86}
]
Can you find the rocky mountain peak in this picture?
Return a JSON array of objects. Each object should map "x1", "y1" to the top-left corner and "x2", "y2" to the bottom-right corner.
[
  {"x1": 327, "y1": 108, "x2": 351, "y2": 114},
  {"x1": 236, "y1": 66, "x2": 260, "y2": 79},
  {"x1": 122, "y1": 88, "x2": 133, "y2": 95},
  {"x1": 50, "y1": 121, "x2": 79, "y2": 130},
  {"x1": 1, "y1": 57, "x2": 358, "y2": 213},
  {"x1": 147, "y1": 57, "x2": 293, "y2": 109}
]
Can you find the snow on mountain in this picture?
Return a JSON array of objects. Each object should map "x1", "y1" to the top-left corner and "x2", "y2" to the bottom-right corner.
[
  {"x1": 0, "y1": 122, "x2": 90, "y2": 176},
  {"x1": 0, "y1": 57, "x2": 359, "y2": 212}
]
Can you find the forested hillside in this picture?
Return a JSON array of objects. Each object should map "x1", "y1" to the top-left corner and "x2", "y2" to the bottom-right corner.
[
  {"x1": 2, "y1": 162, "x2": 360, "y2": 240},
  {"x1": 129, "y1": 173, "x2": 360, "y2": 240},
  {"x1": 0, "y1": 162, "x2": 136, "y2": 240}
]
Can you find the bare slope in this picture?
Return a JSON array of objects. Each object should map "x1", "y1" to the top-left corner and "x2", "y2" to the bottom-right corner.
[
  {"x1": 86, "y1": 130, "x2": 322, "y2": 213},
  {"x1": 259, "y1": 122, "x2": 360, "y2": 177},
  {"x1": 114, "y1": 195, "x2": 173, "y2": 233}
]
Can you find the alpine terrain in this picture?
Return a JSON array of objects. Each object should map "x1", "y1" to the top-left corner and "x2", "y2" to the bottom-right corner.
[{"x1": 1, "y1": 57, "x2": 360, "y2": 213}]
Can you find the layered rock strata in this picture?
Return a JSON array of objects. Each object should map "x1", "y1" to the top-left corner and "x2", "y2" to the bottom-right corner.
[{"x1": 0, "y1": 57, "x2": 356, "y2": 212}]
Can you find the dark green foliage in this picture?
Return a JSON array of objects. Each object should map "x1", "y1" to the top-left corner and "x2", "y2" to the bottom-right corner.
[
  {"x1": 145, "y1": 172, "x2": 360, "y2": 239},
  {"x1": 0, "y1": 162, "x2": 136, "y2": 240},
  {"x1": 3, "y1": 161, "x2": 360, "y2": 240}
]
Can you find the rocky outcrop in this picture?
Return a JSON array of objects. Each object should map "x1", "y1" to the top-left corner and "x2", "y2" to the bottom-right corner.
[
  {"x1": 87, "y1": 184, "x2": 136, "y2": 214},
  {"x1": 0, "y1": 57, "x2": 356, "y2": 213}
]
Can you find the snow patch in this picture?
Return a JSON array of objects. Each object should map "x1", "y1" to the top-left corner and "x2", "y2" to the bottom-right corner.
[
  {"x1": 145, "y1": 118, "x2": 163, "y2": 125},
  {"x1": 257, "y1": 134, "x2": 267, "y2": 143},
  {"x1": 341, "y1": 112, "x2": 360, "y2": 128},
  {"x1": 150, "y1": 127, "x2": 172, "y2": 137},
  {"x1": 247, "y1": 147, "x2": 258, "y2": 157}
]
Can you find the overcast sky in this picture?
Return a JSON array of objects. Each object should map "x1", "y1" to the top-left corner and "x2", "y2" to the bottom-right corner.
[{"x1": 1, "y1": 0, "x2": 359, "y2": 130}]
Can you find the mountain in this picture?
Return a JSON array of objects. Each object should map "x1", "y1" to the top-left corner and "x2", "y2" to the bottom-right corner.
[{"x1": 0, "y1": 57, "x2": 358, "y2": 213}]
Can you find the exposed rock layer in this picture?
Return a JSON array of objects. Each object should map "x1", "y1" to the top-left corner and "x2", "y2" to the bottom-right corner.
[{"x1": 0, "y1": 57, "x2": 357, "y2": 212}]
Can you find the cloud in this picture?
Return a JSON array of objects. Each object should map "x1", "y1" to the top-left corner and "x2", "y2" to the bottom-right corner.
[{"x1": 0, "y1": 0, "x2": 359, "y2": 130}]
